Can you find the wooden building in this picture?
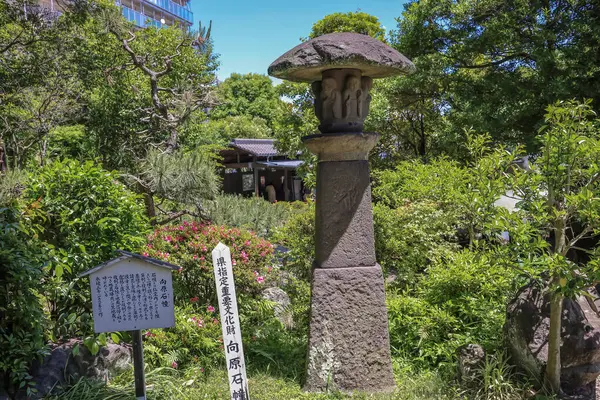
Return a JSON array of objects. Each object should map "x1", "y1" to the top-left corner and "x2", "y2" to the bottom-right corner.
[{"x1": 220, "y1": 139, "x2": 305, "y2": 202}]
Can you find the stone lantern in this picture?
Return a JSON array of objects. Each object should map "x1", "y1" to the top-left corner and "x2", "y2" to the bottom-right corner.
[{"x1": 268, "y1": 32, "x2": 415, "y2": 393}]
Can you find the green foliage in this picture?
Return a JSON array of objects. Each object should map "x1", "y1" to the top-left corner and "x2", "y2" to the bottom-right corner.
[
  {"x1": 488, "y1": 100, "x2": 600, "y2": 291},
  {"x1": 204, "y1": 195, "x2": 307, "y2": 238},
  {"x1": 211, "y1": 73, "x2": 284, "y2": 130},
  {"x1": 0, "y1": 204, "x2": 48, "y2": 396},
  {"x1": 145, "y1": 221, "x2": 276, "y2": 304},
  {"x1": 143, "y1": 305, "x2": 222, "y2": 371},
  {"x1": 393, "y1": 0, "x2": 600, "y2": 153},
  {"x1": 388, "y1": 250, "x2": 521, "y2": 372},
  {"x1": 183, "y1": 115, "x2": 272, "y2": 149},
  {"x1": 239, "y1": 294, "x2": 307, "y2": 380},
  {"x1": 469, "y1": 353, "x2": 524, "y2": 400},
  {"x1": 373, "y1": 135, "x2": 517, "y2": 249},
  {"x1": 0, "y1": 0, "x2": 122, "y2": 169},
  {"x1": 48, "y1": 125, "x2": 90, "y2": 161},
  {"x1": 372, "y1": 158, "x2": 466, "y2": 209},
  {"x1": 373, "y1": 202, "x2": 459, "y2": 284},
  {"x1": 307, "y1": 12, "x2": 387, "y2": 41},
  {"x1": 48, "y1": 367, "x2": 467, "y2": 400},
  {"x1": 21, "y1": 159, "x2": 149, "y2": 339},
  {"x1": 87, "y1": 18, "x2": 218, "y2": 172},
  {"x1": 273, "y1": 81, "x2": 318, "y2": 188},
  {"x1": 0, "y1": 168, "x2": 26, "y2": 205},
  {"x1": 271, "y1": 202, "x2": 315, "y2": 281},
  {"x1": 138, "y1": 149, "x2": 221, "y2": 208},
  {"x1": 365, "y1": 74, "x2": 454, "y2": 164}
]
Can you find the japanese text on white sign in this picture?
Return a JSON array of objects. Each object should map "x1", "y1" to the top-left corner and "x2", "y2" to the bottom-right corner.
[
  {"x1": 212, "y1": 243, "x2": 250, "y2": 400},
  {"x1": 89, "y1": 259, "x2": 175, "y2": 333}
]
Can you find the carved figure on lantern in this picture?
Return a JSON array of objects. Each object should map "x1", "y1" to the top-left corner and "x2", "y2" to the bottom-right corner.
[
  {"x1": 359, "y1": 76, "x2": 373, "y2": 119},
  {"x1": 321, "y1": 77, "x2": 342, "y2": 122},
  {"x1": 343, "y1": 75, "x2": 361, "y2": 119}
]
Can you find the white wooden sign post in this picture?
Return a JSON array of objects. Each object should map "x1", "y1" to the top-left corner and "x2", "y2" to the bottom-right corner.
[
  {"x1": 212, "y1": 242, "x2": 250, "y2": 400},
  {"x1": 80, "y1": 250, "x2": 179, "y2": 400}
]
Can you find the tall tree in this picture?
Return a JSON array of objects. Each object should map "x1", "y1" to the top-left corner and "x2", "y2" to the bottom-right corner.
[
  {"x1": 210, "y1": 73, "x2": 284, "y2": 130},
  {"x1": 96, "y1": 11, "x2": 219, "y2": 221},
  {"x1": 307, "y1": 11, "x2": 386, "y2": 41},
  {"x1": 0, "y1": 0, "x2": 86, "y2": 168},
  {"x1": 501, "y1": 100, "x2": 600, "y2": 393},
  {"x1": 393, "y1": 0, "x2": 600, "y2": 152}
]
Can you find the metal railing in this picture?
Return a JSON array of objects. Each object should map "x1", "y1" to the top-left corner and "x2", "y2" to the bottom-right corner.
[
  {"x1": 121, "y1": 6, "x2": 163, "y2": 28},
  {"x1": 144, "y1": 0, "x2": 193, "y2": 24}
]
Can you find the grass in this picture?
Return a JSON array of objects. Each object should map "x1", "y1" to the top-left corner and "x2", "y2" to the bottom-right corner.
[
  {"x1": 47, "y1": 353, "x2": 535, "y2": 400},
  {"x1": 47, "y1": 366, "x2": 465, "y2": 400}
]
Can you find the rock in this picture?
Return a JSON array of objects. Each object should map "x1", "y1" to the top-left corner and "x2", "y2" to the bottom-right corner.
[
  {"x1": 17, "y1": 339, "x2": 132, "y2": 399},
  {"x1": 505, "y1": 282, "x2": 600, "y2": 394},
  {"x1": 457, "y1": 344, "x2": 486, "y2": 386},
  {"x1": 262, "y1": 287, "x2": 293, "y2": 328},
  {"x1": 268, "y1": 32, "x2": 415, "y2": 82}
]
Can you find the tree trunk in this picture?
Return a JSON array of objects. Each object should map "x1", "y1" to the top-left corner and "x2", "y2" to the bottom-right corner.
[
  {"x1": 544, "y1": 286, "x2": 563, "y2": 393},
  {"x1": 0, "y1": 140, "x2": 7, "y2": 173},
  {"x1": 544, "y1": 216, "x2": 567, "y2": 393},
  {"x1": 40, "y1": 135, "x2": 48, "y2": 166},
  {"x1": 418, "y1": 114, "x2": 426, "y2": 159},
  {"x1": 143, "y1": 191, "x2": 156, "y2": 225}
]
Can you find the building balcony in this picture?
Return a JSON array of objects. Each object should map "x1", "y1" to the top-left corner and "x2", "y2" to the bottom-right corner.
[
  {"x1": 143, "y1": 0, "x2": 193, "y2": 24},
  {"x1": 121, "y1": 5, "x2": 164, "y2": 28}
]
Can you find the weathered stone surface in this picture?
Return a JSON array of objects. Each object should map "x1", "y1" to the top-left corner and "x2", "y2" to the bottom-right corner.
[
  {"x1": 16, "y1": 340, "x2": 132, "y2": 399},
  {"x1": 262, "y1": 287, "x2": 293, "y2": 328},
  {"x1": 303, "y1": 132, "x2": 379, "y2": 162},
  {"x1": 304, "y1": 265, "x2": 395, "y2": 392},
  {"x1": 457, "y1": 344, "x2": 486, "y2": 386},
  {"x1": 309, "y1": 69, "x2": 372, "y2": 133},
  {"x1": 268, "y1": 32, "x2": 415, "y2": 82},
  {"x1": 313, "y1": 160, "x2": 376, "y2": 269},
  {"x1": 505, "y1": 283, "x2": 600, "y2": 394}
]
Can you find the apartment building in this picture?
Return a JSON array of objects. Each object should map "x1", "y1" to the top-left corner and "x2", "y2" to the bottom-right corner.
[
  {"x1": 36, "y1": 0, "x2": 193, "y2": 29},
  {"x1": 117, "y1": 0, "x2": 193, "y2": 29}
]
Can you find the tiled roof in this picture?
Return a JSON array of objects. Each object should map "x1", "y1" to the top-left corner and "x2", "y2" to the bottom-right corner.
[
  {"x1": 79, "y1": 250, "x2": 181, "y2": 277},
  {"x1": 256, "y1": 160, "x2": 304, "y2": 169},
  {"x1": 230, "y1": 138, "x2": 280, "y2": 157}
]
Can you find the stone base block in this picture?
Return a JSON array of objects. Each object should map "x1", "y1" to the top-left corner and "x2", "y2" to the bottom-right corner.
[{"x1": 304, "y1": 264, "x2": 395, "y2": 393}]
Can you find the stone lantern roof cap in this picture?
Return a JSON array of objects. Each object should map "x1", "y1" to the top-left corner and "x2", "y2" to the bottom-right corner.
[{"x1": 268, "y1": 32, "x2": 415, "y2": 82}]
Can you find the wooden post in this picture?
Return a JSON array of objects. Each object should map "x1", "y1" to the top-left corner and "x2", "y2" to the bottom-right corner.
[
  {"x1": 132, "y1": 330, "x2": 146, "y2": 400},
  {"x1": 284, "y1": 169, "x2": 289, "y2": 201},
  {"x1": 253, "y1": 156, "x2": 259, "y2": 198}
]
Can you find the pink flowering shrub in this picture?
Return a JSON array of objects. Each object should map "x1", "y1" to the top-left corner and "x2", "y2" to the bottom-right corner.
[{"x1": 145, "y1": 221, "x2": 277, "y2": 304}]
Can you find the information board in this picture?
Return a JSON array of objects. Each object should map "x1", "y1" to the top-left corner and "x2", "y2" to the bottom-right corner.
[{"x1": 89, "y1": 258, "x2": 175, "y2": 333}]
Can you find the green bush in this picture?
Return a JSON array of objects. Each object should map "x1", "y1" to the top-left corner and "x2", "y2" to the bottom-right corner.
[
  {"x1": 48, "y1": 125, "x2": 90, "y2": 161},
  {"x1": 372, "y1": 159, "x2": 467, "y2": 210},
  {"x1": 274, "y1": 200, "x2": 461, "y2": 286},
  {"x1": 271, "y1": 202, "x2": 315, "y2": 281},
  {"x1": 388, "y1": 250, "x2": 521, "y2": 372},
  {"x1": 0, "y1": 204, "x2": 48, "y2": 397},
  {"x1": 145, "y1": 221, "x2": 277, "y2": 305},
  {"x1": 239, "y1": 292, "x2": 308, "y2": 380},
  {"x1": 143, "y1": 305, "x2": 223, "y2": 371},
  {"x1": 204, "y1": 194, "x2": 307, "y2": 238},
  {"x1": 388, "y1": 293, "x2": 460, "y2": 372},
  {"x1": 374, "y1": 202, "x2": 459, "y2": 285},
  {"x1": 21, "y1": 159, "x2": 150, "y2": 340}
]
